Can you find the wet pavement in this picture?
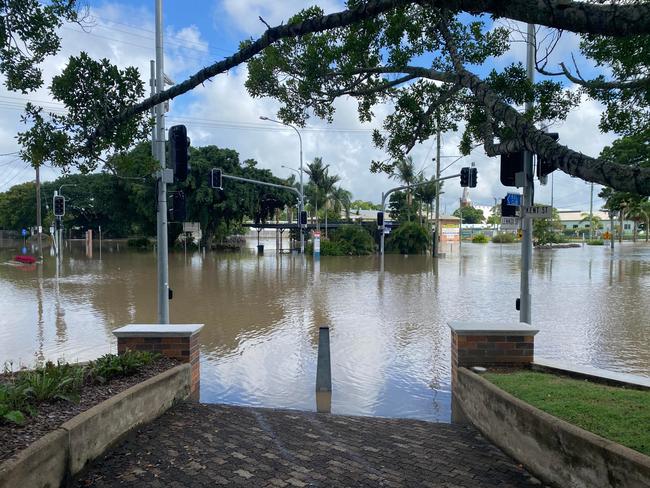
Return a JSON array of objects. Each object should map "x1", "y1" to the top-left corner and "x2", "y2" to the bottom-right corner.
[{"x1": 73, "y1": 402, "x2": 546, "y2": 487}]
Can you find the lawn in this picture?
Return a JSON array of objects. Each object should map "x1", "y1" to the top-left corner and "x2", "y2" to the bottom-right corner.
[{"x1": 483, "y1": 370, "x2": 650, "y2": 456}]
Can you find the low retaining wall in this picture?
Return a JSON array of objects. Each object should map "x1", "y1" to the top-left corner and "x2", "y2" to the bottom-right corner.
[
  {"x1": 0, "y1": 363, "x2": 190, "y2": 488},
  {"x1": 453, "y1": 367, "x2": 650, "y2": 488}
]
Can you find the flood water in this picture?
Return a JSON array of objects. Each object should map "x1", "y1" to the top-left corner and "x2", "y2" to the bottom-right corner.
[{"x1": 1, "y1": 238, "x2": 648, "y2": 422}]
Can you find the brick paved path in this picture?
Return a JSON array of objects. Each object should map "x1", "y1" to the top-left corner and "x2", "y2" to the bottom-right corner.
[{"x1": 73, "y1": 403, "x2": 545, "y2": 487}]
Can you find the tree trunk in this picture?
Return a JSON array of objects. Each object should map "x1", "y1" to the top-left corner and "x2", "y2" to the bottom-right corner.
[{"x1": 325, "y1": 200, "x2": 328, "y2": 238}]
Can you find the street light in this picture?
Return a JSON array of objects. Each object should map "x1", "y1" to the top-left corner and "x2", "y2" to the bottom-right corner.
[
  {"x1": 260, "y1": 116, "x2": 305, "y2": 254},
  {"x1": 58, "y1": 183, "x2": 77, "y2": 196}
]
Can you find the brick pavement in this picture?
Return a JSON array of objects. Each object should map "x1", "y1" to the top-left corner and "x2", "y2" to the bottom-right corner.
[{"x1": 73, "y1": 403, "x2": 546, "y2": 487}]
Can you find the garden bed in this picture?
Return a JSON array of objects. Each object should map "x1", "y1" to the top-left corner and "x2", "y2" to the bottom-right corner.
[
  {"x1": 483, "y1": 370, "x2": 650, "y2": 456},
  {"x1": 1, "y1": 353, "x2": 177, "y2": 463}
]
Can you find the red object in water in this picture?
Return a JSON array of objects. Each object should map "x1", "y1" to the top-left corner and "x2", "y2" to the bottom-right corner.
[{"x1": 14, "y1": 255, "x2": 37, "y2": 264}]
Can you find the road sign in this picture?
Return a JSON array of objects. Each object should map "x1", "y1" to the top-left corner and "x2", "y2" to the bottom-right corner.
[
  {"x1": 21, "y1": 228, "x2": 27, "y2": 237},
  {"x1": 501, "y1": 217, "x2": 520, "y2": 229},
  {"x1": 505, "y1": 193, "x2": 522, "y2": 206},
  {"x1": 522, "y1": 205, "x2": 552, "y2": 219}
]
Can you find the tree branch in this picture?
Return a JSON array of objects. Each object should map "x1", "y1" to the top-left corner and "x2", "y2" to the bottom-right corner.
[{"x1": 87, "y1": 0, "x2": 649, "y2": 147}]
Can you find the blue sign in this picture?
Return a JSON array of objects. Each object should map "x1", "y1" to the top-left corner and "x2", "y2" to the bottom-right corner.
[
  {"x1": 21, "y1": 228, "x2": 27, "y2": 237},
  {"x1": 506, "y1": 193, "x2": 522, "y2": 206},
  {"x1": 21, "y1": 246, "x2": 27, "y2": 255}
]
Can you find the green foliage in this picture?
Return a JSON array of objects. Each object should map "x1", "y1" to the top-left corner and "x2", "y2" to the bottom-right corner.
[
  {"x1": 0, "y1": 0, "x2": 80, "y2": 93},
  {"x1": 20, "y1": 361, "x2": 84, "y2": 403},
  {"x1": 127, "y1": 237, "x2": 153, "y2": 250},
  {"x1": 386, "y1": 222, "x2": 429, "y2": 254},
  {"x1": 330, "y1": 225, "x2": 375, "y2": 255},
  {"x1": 453, "y1": 206, "x2": 484, "y2": 224},
  {"x1": 351, "y1": 200, "x2": 381, "y2": 211},
  {"x1": 492, "y1": 233, "x2": 516, "y2": 243},
  {"x1": 388, "y1": 191, "x2": 418, "y2": 223},
  {"x1": 471, "y1": 233, "x2": 488, "y2": 243},
  {"x1": 87, "y1": 350, "x2": 159, "y2": 384},
  {"x1": 19, "y1": 51, "x2": 149, "y2": 171},
  {"x1": 587, "y1": 239, "x2": 605, "y2": 246},
  {"x1": 0, "y1": 352, "x2": 160, "y2": 426},
  {"x1": 485, "y1": 371, "x2": 650, "y2": 456},
  {"x1": 532, "y1": 206, "x2": 564, "y2": 245}
]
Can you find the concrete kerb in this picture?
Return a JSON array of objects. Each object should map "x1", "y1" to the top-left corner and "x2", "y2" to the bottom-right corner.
[
  {"x1": 454, "y1": 367, "x2": 650, "y2": 488},
  {"x1": 0, "y1": 363, "x2": 191, "y2": 488}
]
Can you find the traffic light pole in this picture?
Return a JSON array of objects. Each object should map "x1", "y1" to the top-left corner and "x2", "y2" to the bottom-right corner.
[
  {"x1": 154, "y1": 0, "x2": 170, "y2": 324},
  {"x1": 379, "y1": 172, "x2": 461, "y2": 256},
  {"x1": 520, "y1": 23, "x2": 535, "y2": 325}
]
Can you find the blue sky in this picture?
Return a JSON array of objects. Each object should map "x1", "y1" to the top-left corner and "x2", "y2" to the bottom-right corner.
[{"x1": 0, "y1": 0, "x2": 614, "y2": 213}]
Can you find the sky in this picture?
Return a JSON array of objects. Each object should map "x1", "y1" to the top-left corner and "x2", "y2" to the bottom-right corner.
[{"x1": 0, "y1": 0, "x2": 616, "y2": 214}]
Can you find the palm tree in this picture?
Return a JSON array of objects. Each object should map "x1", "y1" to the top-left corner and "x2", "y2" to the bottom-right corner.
[
  {"x1": 305, "y1": 157, "x2": 328, "y2": 230},
  {"x1": 331, "y1": 186, "x2": 353, "y2": 221},
  {"x1": 389, "y1": 156, "x2": 418, "y2": 221},
  {"x1": 322, "y1": 173, "x2": 341, "y2": 238},
  {"x1": 580, "y1": 213, "x2": 603, "y2": 239}
]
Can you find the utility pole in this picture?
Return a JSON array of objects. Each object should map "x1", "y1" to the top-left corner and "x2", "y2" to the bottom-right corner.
[
  {"x1": 35, "y1": 165, "x2": 43, "y2": 260},
  {"x1": 154, "y1": 0, "x2": 170, "y2": 324},
  {"x1": 434, "y1": 118, "x2": 441, "y2": 257},
  {"x1": 520, "y1": 23, "x2": 535, "y2": 325}
]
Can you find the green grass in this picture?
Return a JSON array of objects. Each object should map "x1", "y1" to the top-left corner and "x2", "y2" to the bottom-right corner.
[{"x1": 484, "y1": 371, "x2": 650, "y2": 456}]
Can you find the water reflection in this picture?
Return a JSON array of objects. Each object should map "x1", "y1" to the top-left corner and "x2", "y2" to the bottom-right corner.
[{"x1": 0, "y1": 241, "x2": 649, "y2": 422}]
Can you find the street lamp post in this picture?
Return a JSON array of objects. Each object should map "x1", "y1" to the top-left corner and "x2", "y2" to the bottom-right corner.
[{"x1": 261, "y1": 116, "x2": 305, "y2": 254}]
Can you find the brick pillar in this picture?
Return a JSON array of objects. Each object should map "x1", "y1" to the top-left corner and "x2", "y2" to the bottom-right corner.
[
  {"x1": 449, "y1": 321, "x2": 539, "y2": 384},
  {"x1": 113, "y1": 324, "x2": 203, "y2": 401}
]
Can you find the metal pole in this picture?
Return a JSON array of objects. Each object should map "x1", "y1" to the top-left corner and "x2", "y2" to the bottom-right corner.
[
  {"x1": 380, "y1": 192, "x2": 385, "y2": 255},
  {"x1": 298, "y1": 129, "x2": 305, "y2": 255},
  {"x1": 155, "y1": 0, "x2": 169, "y2": 324},
  {"x1": 589, "y1": 182, "x2": 594, "y2": 240},
  {"x1": 610, "y1": 212, "x2": 615, "y2": 249},
  {"x1": 35, "y1": 165, "x2": 43, "y2": 260},
  {"x1": 434, "y1": 122, "x2": 441, "y2": 258},
  {"x1": 520, "y1": 23, "x2": 535, "y2": 325}
]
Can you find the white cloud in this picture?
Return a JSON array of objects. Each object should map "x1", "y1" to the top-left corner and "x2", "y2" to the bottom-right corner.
[
  {"x1": 0, "y1": 1, "x2": 619, "y2": 217},
  {"x1": 216, "y1": 0, "x2": 343, "y2": 37}
]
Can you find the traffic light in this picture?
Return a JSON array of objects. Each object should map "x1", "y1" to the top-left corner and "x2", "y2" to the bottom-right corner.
[
  {"x1": 460, "y1": 167, "x2": 469, "y2": 187},
  {"x1": 53, "y1": 195, "x2": 65, "y2": 217},
  {"x1": 169, "y1": 125, "x2": 190, "y2": 182},
  {"x1": 500, "y1": 151, "x2": 524, "y2": 187},
  {"x1": 300, "y1": 210, "x2": 308, "y2": 226},
  {"x1": 501, "y1": 198, "x2": 517, "y2": 217},
  {"x1": 170, "y1": 191, "x2": 186, "y2": 222},
  {"x1": 537, "y1": 132, "x2": 559, "y2": 180},
  {"x1": 377, "y1": 211, "x2": 384, "y2": 227},
  {"x1": 211, "y1": 168, "x2": 222, "y2": 189},
  {"x1": 469, "y1": 167, "x2": 477, "y2": 188}
]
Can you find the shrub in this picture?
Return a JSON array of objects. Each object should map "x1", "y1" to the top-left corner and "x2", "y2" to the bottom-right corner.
[
  {"x1": 0, "y1": 352, "x2": 161, "y2": 426},
  {"x1": 471, "y1": 233, "x2": 489, "y2": 244},
  {"x1": 386, "y1": 222, "x2": 429, "y2": 254},
  {"x1": 492, "y1": 233, "x2": 517, "y2": 243},
  {"x1": 587, "y1": 239, "x2": 605, "y2": 245},
  {"x1": 330, "y1": 225, "x2": 375, "y2": 255},
  {"x1": 127, "y1": 236, "x2": 152, "y2": 250},
  {"x1": 87, "y1": 350, "x2": 160, "y2": 384}
]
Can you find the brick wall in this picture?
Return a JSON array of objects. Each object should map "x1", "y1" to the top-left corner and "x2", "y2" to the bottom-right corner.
[{"x1": 117, "y1": 332, "x2": 201, "y2": 401}]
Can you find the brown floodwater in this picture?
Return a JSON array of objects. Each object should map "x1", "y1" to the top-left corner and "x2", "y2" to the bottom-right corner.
[{"x1": 1, "y1": 238, "x2": 648, "y2": 422}]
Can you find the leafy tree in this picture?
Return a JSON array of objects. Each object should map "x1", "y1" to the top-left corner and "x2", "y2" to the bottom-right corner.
[
  {"x1": 413, "y1": 176, "x2": 442, "y2": 225},
  {"x1": 330, "y1": 225, "x2": 375, "y2": 255},
  {"x1": 351, "y1": 200, "x2": 381, "y2": 211},
  {"x1": 533, "y1": 206, "x2": 564, "y2": 245},
  {"x1": 487, "y1": 205, "x2": 501, "y2": 227},
  {"x1": 386, "y1": 221, "x2": 429, "y2": 255},
  {"x1": 388, "y1": 191, "x2": 418, "y2": 223},
  {"x1": 0, "y1": 1, "x2": 82, "y2": 93},
  {"x1": 7, "y1": 1, "x2": 650, "y2": 195},
  {"x1": 453, "y1": 206, "x2": 484, "y2": 224},
  {"x1": 331, "y1": 186, "x2": 353, "y2": 220}
]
